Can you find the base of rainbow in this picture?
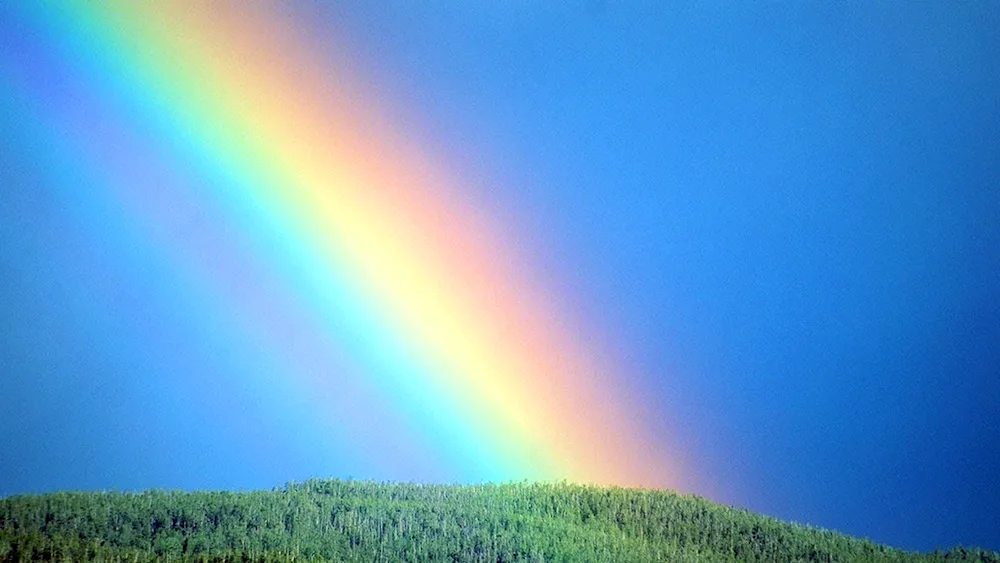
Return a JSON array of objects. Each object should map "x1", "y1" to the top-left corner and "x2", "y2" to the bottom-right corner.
[{"x1": 0, "y1": 1, "x2": 681, "y2": 489}]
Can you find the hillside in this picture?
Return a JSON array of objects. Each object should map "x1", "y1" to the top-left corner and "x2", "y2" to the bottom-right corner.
[{"x1": 0, "y1": 479, "x2": 994, "y2": 562}]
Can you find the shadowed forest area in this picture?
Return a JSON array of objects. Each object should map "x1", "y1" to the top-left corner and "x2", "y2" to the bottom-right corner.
[{"x1": 0, "y1": 479, "x2": 996, "y2": 562}]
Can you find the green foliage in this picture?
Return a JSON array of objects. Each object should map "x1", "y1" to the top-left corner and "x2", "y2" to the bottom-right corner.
[{"x1": 0, "y1": 479, "x2": 995, "y2": 562}]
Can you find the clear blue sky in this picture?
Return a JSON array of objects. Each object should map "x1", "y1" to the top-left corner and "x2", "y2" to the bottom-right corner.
[
  {"x1": 318, "y1": 2, "x2": 1000, "y2": 550},
  {"x1": 2, "y1": 1, "x2": 998, "y2": 553}
]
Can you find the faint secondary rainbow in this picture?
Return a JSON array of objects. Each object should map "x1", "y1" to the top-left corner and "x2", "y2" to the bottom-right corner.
[{"x1": 4, "y1": 2, "x2": 678, "y2": 487}]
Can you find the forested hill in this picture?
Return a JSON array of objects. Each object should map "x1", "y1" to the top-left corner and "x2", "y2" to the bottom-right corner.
[{"x1": 0, "y1": 479, "x2": 995, "y2": 562}]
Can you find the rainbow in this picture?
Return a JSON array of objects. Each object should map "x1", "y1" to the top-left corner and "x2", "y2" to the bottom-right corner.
[{"x1": 1, "y1": 3, "x2": 678, "y2": 487}]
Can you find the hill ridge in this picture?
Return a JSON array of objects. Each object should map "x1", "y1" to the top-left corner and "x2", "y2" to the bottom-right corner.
[{"x1": 1, "y1": 478, "x2": 995, "y2": 562}]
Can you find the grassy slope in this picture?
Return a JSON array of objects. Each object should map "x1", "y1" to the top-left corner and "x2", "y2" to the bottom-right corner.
[{"x1": 0, "y1": 479, "x2": 995, "y2": 562}]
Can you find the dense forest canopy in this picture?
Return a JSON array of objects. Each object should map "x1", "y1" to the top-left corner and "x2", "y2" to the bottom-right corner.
[{"x1": 0, "y1": 479, "x2": 996, "y2": 562}]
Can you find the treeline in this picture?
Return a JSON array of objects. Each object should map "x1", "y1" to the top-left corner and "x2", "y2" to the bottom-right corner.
[{"x1": 0, "y1": 479, "x2": 995, "y2": 562}]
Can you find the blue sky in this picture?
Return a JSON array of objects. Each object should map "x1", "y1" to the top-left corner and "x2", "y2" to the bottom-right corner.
[
  {"x1": 315, "y1": 1, "x2": 1000, "y2": 550},
  {"x1": 2, "y1": 1, "x2": 999, "y2": 553}
]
